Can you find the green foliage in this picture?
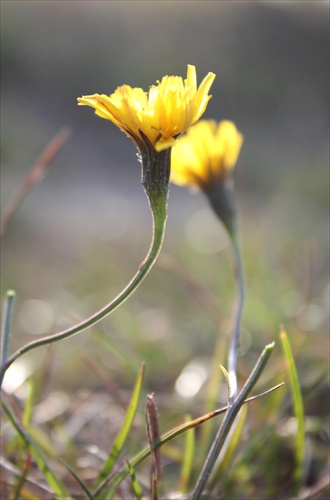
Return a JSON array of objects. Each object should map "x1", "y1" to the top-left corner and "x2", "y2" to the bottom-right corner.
[
  {"x1": 93, "y1": 363, "x2": 145, "y2": 496},
  {"x1": 280, "y1": 327, "x2": 305, "y2": 494}
]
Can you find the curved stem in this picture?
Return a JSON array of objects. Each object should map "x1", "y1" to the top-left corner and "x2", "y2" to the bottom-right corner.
[
  {"x1": 227, "y1": 222, "x2": 245, "y2": 402},
  {"x1": 0, "y1": 194, "x2": 167, "y2": 380}
]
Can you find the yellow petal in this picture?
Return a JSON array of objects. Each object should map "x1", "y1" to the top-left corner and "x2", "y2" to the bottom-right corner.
[
  {"x1": 170, "y1": 119, "x2": 243, "y2": 189},
  {"x1": 77, "y1": 65, "x2": 216, "y2": 152}
]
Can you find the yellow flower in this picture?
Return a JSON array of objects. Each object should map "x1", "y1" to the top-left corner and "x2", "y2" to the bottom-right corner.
[
  {"x1": 77, "y1": 65, "x2": 215, "y2": 152},
  {"x1": 170, "y1": 120, "x2": 243, "y2": 189}
]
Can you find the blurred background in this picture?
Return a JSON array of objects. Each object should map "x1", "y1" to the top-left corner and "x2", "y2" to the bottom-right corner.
[
  {"x1": 1, "y1": 2, "x2": 329, "y2": 495},
  {"x1": 1, "y1": 0, "x2": 329, "y2": 405}
]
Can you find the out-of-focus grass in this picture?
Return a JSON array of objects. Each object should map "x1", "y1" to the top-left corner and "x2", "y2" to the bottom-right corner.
[{"x1": 1, "y1": 182, "x2": 329, "y2": 498}]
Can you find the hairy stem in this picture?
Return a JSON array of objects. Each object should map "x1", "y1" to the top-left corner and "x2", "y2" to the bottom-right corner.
[{"x1": 0, "y1": 194, "x2": 167, "y2": 381}]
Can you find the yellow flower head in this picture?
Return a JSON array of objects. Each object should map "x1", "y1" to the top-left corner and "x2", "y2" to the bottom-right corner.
[
  {"x1": 77, "y1": 65, "x2": 215, "y2": 152},
  {"x1": 170, "y1": 120, "x2": 243, "y2": 189}
]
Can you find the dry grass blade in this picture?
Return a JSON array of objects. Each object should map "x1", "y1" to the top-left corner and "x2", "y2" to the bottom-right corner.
[
  {"x1": 1, "y1": 455, "x2": 56, "y2": 499},
  {"x1": 96, "y1": 382, "x2": 284, "y2": 494},
  {"x1": 10, "y1": 451, "x2": 32, "y2": 500},
  {"x1": 0, "y1": 126, "x2": 71, "y2": 236},
  {"x1": 146, "y1": 394, "x2": 162, "y2": 500}
]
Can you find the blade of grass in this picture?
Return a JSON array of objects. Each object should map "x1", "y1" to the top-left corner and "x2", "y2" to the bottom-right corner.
[
  {"x1": 200, "y1": 338, "x2": 226, "y2": 459},
  {"x1": 1, "y1": 396, "x2": 69, "y2": 499},
  {"x1": 192, "y1": 342, "x2": 275, "y2": 498},
  {"x1": 179, "y1": 416, "x2": 195, "y2": 493},
  {"x1": 93, "y1": 380, "x2": 283, "y2": 497},
  {"x1": 126, "y1": 461, "x2": 143, "y2": 500},
  {"x1": 61, "y1": 460, "x2": 95, "y2": 500},
  {"x1": 280, "y1": 326, "x2": 305, "y2": 493},
  {"x1": 219, "y1": 364, "x2": 231, "y2": 402},
  {"x1": 22, "y1": 378, "x2": 35, "y2": 428},
  {"x1": 12, "y1": 377, "x2": 36, "y2": 499},
  {"x1": 209, "y1": 404, "x2": 248, "y2": 491},
  {"x1": 1, "y1": 454, "x2": 57, "y2": 497},
  {"x1": 146, "y1": 394, "x2": 161, "y2": 499},
  {"x1": 0, "y1": 290, "x2": 15, "y2": 389},
  {"x1": 222, "y1": 425, "x2": 274, "y2": 495},
  {"x1": 93, "y1": 362, "x2": 145, "y2": 489}
]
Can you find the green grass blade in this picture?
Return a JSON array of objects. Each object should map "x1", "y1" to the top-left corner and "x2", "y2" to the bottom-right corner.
[
  {"x1": 22, "y1": 378, "x2": 35, "y2": 428},
  {"x1": 280, "y1": 326, "x2": 305, "y2": 493},
  {"x1": 127, "y1": 461, "x2": 143, "y2": 500},
  {"x1": 94, "y1": 362, "x2": 145, "y2": 489},
  {"x1": 179, "y1": 416, "x2": 195, "y2": 493},
  {"x1": 1, "y1": 397, "x2": 69, "y2": 499},
  {"x1": 61, "y1": 460, "x2": 95, "y2": 500},
  {"x1": 0, "y1": 290, "x2": 15, "y2": 389},
  {"x1": 94, "y1": 379, "x2": 282, "y2": 496},
  {"x1": 200, "y1": 337, "x2": 226, "y2": 458}
]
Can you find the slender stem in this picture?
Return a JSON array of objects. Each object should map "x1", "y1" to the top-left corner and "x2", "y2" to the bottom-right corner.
[
  {"x1": 0, "y1": 194, "x2": 167, "y2": 379},
  {"x1": 192, "y1": 342, "x2": 275, "y2": 498},
  {"x1": 227, "y1": 223, "x2": 245, "y2": 402},
  {"x1": 1, "y1": 395, "x2": 69, "y2": 497},
  {"x1": 0, "y1": 290, "x2": 16, "y2": 388},
  {"x1": 206, "y1": 181, "x2": 245, "y2": 402}
]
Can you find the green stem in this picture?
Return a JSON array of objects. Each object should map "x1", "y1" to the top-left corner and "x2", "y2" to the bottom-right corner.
[
  {"x1": 192, "y1": 342, "x2": 275, "y2": 498},
  {"x1": 0, "y1": 290, "x2": 16, "y2": 389},
  {"x1": 1, "y1": 396, "x2": 69, "y2": 498},
  {"x1": 227, "y1": 222, "x2": 245, "y2": 402},
  {"x1": 0, "y1": 194, "x2": 167, "y2": 380},
  {"x1": 206, "y1": 180, "x2": 245, "y2": 402}
]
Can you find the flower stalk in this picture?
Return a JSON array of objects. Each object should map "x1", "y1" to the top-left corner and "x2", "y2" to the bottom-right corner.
[
  {"x1": 170, "y1": 119, "x2": 245, "y2": 401},
  {"x1": 1, "y1": 65, "x2": 215, "y2": 382},
  {"x1": 0, "y1": 196, "x2": 167, "y2": 381},
  {"x1": 207, "y1": 179, "x2": 245, "y2": 401},
  {"x1": 227, "y1": 221, "x2": 245, "y2": 402},
  {"x1": 170, "y1": 118, "x2": 247, "y2": 491}
]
